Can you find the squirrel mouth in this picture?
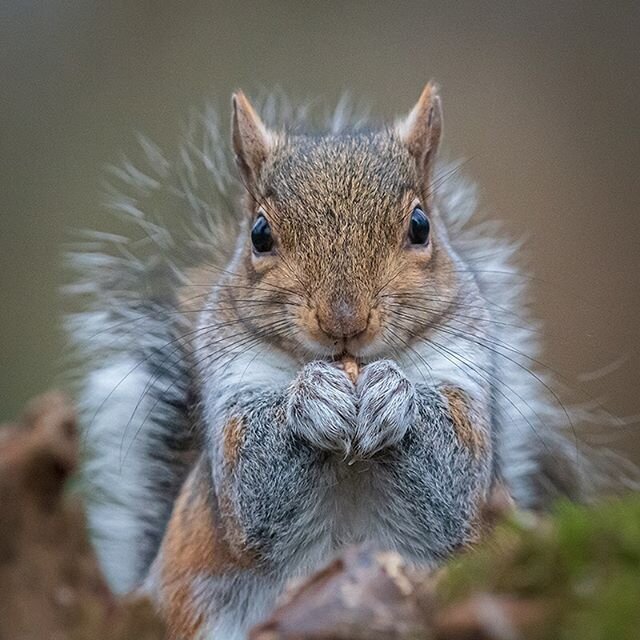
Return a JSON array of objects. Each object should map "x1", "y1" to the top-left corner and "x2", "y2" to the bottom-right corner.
[{"x1": 330, "y1": 350, "x2": 359, "y2": 363}]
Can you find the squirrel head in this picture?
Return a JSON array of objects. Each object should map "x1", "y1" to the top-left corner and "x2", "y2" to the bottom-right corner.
[{"x1": 228, "y1": 85, "x2": 461, "y2": 361}]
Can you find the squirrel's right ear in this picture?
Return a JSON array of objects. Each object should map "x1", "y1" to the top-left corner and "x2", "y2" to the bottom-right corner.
[
  {"x1": 395, "y1": 83, "x2": 443, "y2": 195},
  {"x1": 231, "y1": 91, "x2": 274, "y2": 195}
]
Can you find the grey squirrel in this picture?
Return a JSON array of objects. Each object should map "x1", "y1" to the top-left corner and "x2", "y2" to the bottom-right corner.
[{"x1": 70, "y1": 84, "x2": 586, "y2": 639}]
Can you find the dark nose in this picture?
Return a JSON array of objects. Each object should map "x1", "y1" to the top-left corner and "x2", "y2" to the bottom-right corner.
[{"x1": 317, "y1": 297, "x2": 369, "y2": 339}]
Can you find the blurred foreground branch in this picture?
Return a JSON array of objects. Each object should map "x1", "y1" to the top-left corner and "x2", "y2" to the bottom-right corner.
[{"x1": 0, "y1": 393, "x2": 164, "y2": 640}]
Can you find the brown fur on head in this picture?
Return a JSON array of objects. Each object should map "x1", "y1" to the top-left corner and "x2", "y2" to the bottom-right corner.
[{"x1": 226, "y1": 85, "x2": 462, "y2": 361}]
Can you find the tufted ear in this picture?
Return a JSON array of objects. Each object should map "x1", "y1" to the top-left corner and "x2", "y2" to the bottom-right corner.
[
  {"x1": 231, "y1": 91, "x2": 274, "y2": 195},
  {"x1": 396, "y1": 83, "x2": 443, "y2": 195}
]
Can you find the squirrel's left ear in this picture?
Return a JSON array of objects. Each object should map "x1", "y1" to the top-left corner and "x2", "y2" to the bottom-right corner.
[
  {"x1": 231, "y1": 91, "x2": 274, "y2": 195},
  {"x1": 396, "y1": 83, "x2": 443, "y2": 194}
]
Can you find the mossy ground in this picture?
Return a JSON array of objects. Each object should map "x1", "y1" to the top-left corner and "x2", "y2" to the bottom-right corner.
[{"x1": 441, "y1": 497, "x2": 640, "y2": 639}]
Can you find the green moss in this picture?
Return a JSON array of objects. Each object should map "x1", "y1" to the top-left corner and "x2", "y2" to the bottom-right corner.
[{"x1": 440, "y1": 497, "x2": 640, "y2": 640}]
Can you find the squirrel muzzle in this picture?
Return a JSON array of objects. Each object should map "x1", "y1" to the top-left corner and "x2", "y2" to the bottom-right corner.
[{"x1": 316, "y1": 295, "x2": 370, "y2": 341}]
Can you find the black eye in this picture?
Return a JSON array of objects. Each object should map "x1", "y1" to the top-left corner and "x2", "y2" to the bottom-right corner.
[
  {"x1": 408, "y1": 206, "x2": 430, "y2": 245},
  {"x1": 251, "y1": 214, "x2": 274, "y2": 253}
]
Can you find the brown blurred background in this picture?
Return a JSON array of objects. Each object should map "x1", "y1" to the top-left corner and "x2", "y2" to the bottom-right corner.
[{"x1": 1, "y1": 1, "x2": 638, "y2": 459}]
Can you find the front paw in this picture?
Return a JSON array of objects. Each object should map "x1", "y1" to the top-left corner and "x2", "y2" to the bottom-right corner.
[
  {"x1": 354, "y1": 360, "x2": 416, "y2": 457},
  {"x1": 286, "y1": 361, "x2": 356, "y2": 454}
]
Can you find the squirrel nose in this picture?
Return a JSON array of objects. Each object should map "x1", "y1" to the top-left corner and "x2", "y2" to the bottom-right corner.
[{"x1": 316, "y1": 298, "x2": 369, "y2": 340}]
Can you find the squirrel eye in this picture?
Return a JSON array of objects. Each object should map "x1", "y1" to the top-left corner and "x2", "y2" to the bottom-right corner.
[
  {"x1": 408, "y1": 206, "x2": 430, "y2": 245},
  {"x1": 251, "y1": 214, "x2": 274, "y2": 253}
]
